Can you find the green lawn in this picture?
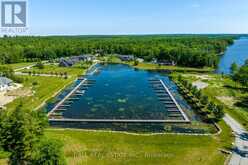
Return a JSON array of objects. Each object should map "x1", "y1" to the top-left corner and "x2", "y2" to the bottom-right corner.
[
  {"x1": 99, "y1": 55, "x2": 214, "y2": 73},
  {"x1": 0, "y1": 120, "x2": 233, "y2": 165},
  {"x1": 21, "y1": 64, "x2": 88, "y2": 78},
  {"x1": 6, "y1": 76, "x2": 74, "y2": 111},
  {"x1": 131, "y1": 62, "x2": 214, "y2": 73},
  {"x1": 171, "y1": 72, "x2": 248, "y2": 130},
  {"x1": 45, "y1": 120, "x2": 232, "y2": 165},
  {"x1": 6, "y1": 64, "x2": 87, "y2": 111},
  {"x1": 0, "y1": 62, "x2": 235, "y2": 164},
  {"x1": 0, "y1": 62, "x2": 35, "y2": 70}
]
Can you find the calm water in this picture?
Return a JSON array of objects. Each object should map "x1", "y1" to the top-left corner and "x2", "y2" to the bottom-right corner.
[
  {"x1": 46, "y1": 64, "x2": 207, "y2": 132},
  {"x1": 61, "y1": 64, "x2": 190, "y2": 120},
  {"x1": 217, "y1": 37, "x2": 248, "y2": 74}
]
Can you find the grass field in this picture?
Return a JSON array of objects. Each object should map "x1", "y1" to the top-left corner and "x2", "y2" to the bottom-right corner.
[
  {"x1": 100, "y1": 55, "x2": 214, "y2": 73},
  {"x1": 0, "y1": 121, "x2": 233, "y2": 165},
  {"x1": 0, "y1": 62, "x2": 235, "y2": 164},
  {"x1": 45, "y1": 120, "x2": 233, "y2": 165},
  {"x1": 0, "y1": 62, "x2": 36, "y2": 70},
  {"x1": 21, "y1": 64, "x2": 89, "y2": 78},
  {"x1": 171, "y1": 73, "x2": 248, "y2": 130},
  {"x1": 130, "y1": 62, "x2": 214, "y2": 73},
  {"x1": 6, "y1": 64, "x2": 87, "y2": 111},
  {"x1": 5, "y1": 76, "x2": 74, "y2": 111}
]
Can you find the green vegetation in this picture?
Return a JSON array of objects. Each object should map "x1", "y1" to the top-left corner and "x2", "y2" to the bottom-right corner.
[
  {"x1": 0, "y1": 36, "x2": 233, "y2": 68},
  {"x1": 0, "y1": 66, "x2": 24, "y2": 83},
  {"x1": 174, "y1": 76, "x2": 224, "y2": 122},
  {"x1": 6, "y1": 64, "x2": 87, "y2": 111},
  {"x1": 22, "y1": 64, "x2": 88, "y2": 79},
  {"x1": 0, "y1": 35, "x2": 237, "y2": 164},
  {"x1": 233, "y1": 61, "x2": 248, "y2": 86},
  {"x1": 0, "y1": 105, "x2": 65, "y2": 164},
  {"x1": 45, "y1": 120, "x2": 232, "y2": 165},
  {"x1": 6, "y1": 76, "x2": 73, "y2": 111},
  {"x1": 101, "y1": 55, "x2": 215, "y2": 73},
  {"x1": 171, "y1": 72, "x2": 248, "y2": 130},
  {"x1": 131, "y1": 62, "x2": 214, "y2": 72},
  {"x1": 0, "y1": 62, "x2": 35, "y2": 70}
]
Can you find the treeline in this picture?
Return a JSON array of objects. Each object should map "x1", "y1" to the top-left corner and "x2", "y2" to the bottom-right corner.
[
  {"x1": 231, "y1": 60, "x2": 248, "y2": 108},
  {"x1": 0, "y1": 66, "x2": 24, "y2": 83},
  {"x1": 0, "y1": 35, "x2": 234, "y2": 68},
  {"x1": 175, "y1": 75, "x2": 224, "y2": 122},
  {"x1": 232, "y1": 60, "x2": 248, "y2": 86}
]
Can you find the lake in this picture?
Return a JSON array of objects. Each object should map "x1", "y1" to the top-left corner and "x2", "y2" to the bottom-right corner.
[{"x1": 217, "y1": 37, "x2": 248, "y2": 74}]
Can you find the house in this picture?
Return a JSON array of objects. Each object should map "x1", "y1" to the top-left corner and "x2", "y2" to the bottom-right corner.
[
  {"x1": 153, "y1": 59, "x2": 176, "y2": 66},
  {"x1": 59, "y1": 55, "x2": 96, "y2": 67},
  {"x1": 81, "y1": 54, "x2": 96, "y2": 62},
  {"x1": 118, "y1": 55, "x2": 135, "y2": 61},
  {"x1": 59, "y1": 58, "x2": 74, "y2": 67},
  {"x1": 136, "y1": 58, "x2": 144, "y2": 63},
  {"x1": 0, "y1": 77, "x2": 13, "y2": 91}
]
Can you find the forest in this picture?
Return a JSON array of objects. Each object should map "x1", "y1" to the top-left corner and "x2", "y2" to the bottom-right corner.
[{"x1": 0, "y1": 35, "x2": 234, "y2": 68}]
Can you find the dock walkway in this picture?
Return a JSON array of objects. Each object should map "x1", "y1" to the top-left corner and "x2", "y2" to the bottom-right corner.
[{"x1": 48, "y1": 78, "x2": 87, "y2": 117}]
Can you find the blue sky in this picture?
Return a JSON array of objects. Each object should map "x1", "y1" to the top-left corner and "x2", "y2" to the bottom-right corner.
[{"x1": 27, "y1": 0, "x2": 248, "y2": 35}]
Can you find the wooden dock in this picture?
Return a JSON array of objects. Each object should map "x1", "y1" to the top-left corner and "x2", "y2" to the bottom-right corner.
[
  {"x1": 47, "y1": 78, "x2": 87, "y2": 117},
  {"x1": 159, "y1": 79, "x2": 190, "y2": 122}
]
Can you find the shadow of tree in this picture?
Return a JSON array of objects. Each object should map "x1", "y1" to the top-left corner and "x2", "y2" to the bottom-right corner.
[{"x1": 223, "y1": 85, "x2": 248, "y2": 92}]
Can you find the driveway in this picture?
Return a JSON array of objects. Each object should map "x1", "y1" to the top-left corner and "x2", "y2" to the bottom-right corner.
[{"x1": 223, "y1": 114, "x2": 248, "y2": 165}]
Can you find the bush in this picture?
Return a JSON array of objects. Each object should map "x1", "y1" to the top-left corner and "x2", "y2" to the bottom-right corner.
[
  {"x1": 0, "y1": 104, "x2": 65, "y2": 164},
  {"x1": 32, "y1": 81, "x2": 38, "y2": 86},
  {"x1": 36, "y1": 62, "x2": 45, "y2": 69},
  {"x1": 133, "y1": 60, "x2": 139, "y2": 66},
  {"x1": 176, "y1": 76, "x2": 224, "y2": 122},
  {"x1": 31, "y1": 138, "x2": 66, "y2": 165}
]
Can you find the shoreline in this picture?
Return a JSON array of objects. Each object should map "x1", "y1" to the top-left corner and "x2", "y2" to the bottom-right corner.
[
  {"x1": 46, "y1": 122, "x2": 222, "y2": 136},
  {"x1": 35, "y1": 63, "x2": 98, "y2": 111}
]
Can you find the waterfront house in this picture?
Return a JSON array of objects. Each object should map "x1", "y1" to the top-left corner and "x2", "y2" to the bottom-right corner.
[
  {"x1": 153, "y1": 59, "x2": 176, "y2": 66},
  {"x1": 118, "y1": 55, "x2": 135, "y2": 61},
  {"x1": 59, "y1": 55, "x2": 95, "y2": 67},
  {"x1": 136, "y1": 58, "x2": 144, "y2": 63},
  {"x1": 59, "y1": 58, "x2": 74, "y2": 67}
]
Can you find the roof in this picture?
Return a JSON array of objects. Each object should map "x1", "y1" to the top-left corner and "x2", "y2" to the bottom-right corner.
[{"x1": 0, "y1": 77, "x2": 13, "y2": 86}]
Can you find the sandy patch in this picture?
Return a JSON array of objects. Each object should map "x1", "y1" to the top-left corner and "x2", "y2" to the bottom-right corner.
[
  {"x1": 194, "y1": 75, "x2": 213, "y2": 80},
  {"x1": 184, "y1": 74, "x2": 214, "y2": 80},
  {"x1": 216, "y1": 96, "x2": 235, "y2": 107},
  {"x1": 192, "y1": 81, "x2": 209, "y2": 89},
  {"x1": 0, "y1": 83, "x2": 32, "y2": 108}
]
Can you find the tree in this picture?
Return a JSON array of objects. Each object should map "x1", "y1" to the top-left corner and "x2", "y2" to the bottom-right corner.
[
  {"x1": 200, "y1": 95, "x2": 209, "y2": 105},
  {"x1": 213, "y1": 105, "x2": 224, "y2": 120},
  {"x1": 191, "y1": 86, "x2": 198, "y2": 95},
  {"x1": 230, "y1": 62, "x2": 238, "y2": 74},
  {"x1": 31, "y1": 138, "x2": 66, "y2": 165},
  {"x1": 177, "y1": 74, "x2": 183, "y2": 82},
  {"x1": 133, "y1": 60, "x2": 139, "y2": 66},
  {"x1": 0, "y1": 36, "x2": 234, "y2": 68},
  {"x1": 0, "y1": 104, "x2": 47, "y2": 164},
  {"x1": 36, "y1": 62, "x2": 44, "y2": 69},
  {"x1": 0, "y1": 104, "x2": 65, "y2": 164},
  {"x1": 233, "y1": 64, "x2": 248, "y2": 87}
]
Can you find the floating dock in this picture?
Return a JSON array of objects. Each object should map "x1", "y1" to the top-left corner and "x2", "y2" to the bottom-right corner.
[
  {"x1": 48, "y1": 76, "x2": 190, "y2": 124},
  {"x1": 47, "y1": 78, "x2": 88, "y2": 117},
  {"x1": 149, "y1": 78, "x2": 190, "y2": 123}
]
